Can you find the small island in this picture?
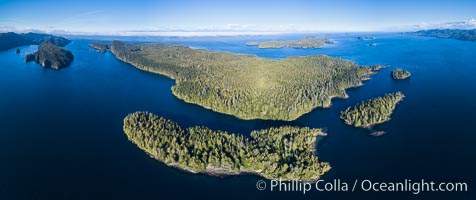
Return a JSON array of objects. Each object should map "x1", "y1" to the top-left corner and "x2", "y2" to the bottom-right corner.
[
  {"x1": 340, "y1": 92, "x2": 405, "y2": 128},
  {"x1": 124, "y1": 111, "x2": 330, "y2": 181},
  {"x1": 245, "y1": 41, "x2": 260, "y2": 46},
  {"x1": 101, "y1": 40, "x2": 382, "y2": 121},
  {"x1": 25, "y1": 43, "x2": 74, "y2": 69},
  {"x1": 89, "y1": 42, "x2": 109, "y2": 53},
  {"x1": 246, "y1": 36, "x2": 333, "y2": 49},
  {"x1": 413, "y1": 29, "x2": 476, "y2": 42},
  {"x1": 391, "y1": 68, "x2": 411, "y2": 80},
  {"x1": 370, "y1": 131, "x2": 386, "y2": 136},
  {"x1": 357, "y1": 36, "x2": 375, "y2": 40}
]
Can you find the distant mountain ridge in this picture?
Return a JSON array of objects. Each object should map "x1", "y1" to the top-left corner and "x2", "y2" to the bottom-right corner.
[
  {"x1": 413, "y1": 29, "x2": 476, "y2": 42},
  {"x1": 0, "y1": 32, "x2": 70, "y2": 51},
  {"x1": 413, "y1": 19, "x2": 476, "y2": 30}
]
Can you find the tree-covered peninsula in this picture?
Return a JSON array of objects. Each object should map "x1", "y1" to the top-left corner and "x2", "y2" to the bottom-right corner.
[
  {"x1": 25, "y1": 43, "x2": 74, "y2": 69},
  {"x1": 340, "y1": 92, "x2": 405, "y2": 128},
  {"x1": 123, "y1": 111, "x2": 330, "y2": 181},
  {"x1": 0, "y1": 32, "x2": 70, "y2": 52},
  {"x1": 89, "y1": 42, "x2": 109, "y2": 53},
  {"x1": 413, "y1": 29, "x2": 476, "y2": 42},
  {"x1": 391, "y1": 68, "x2": 411, "y2": 80},
  {"x1": 107, "y1": 40, "x2": 381, "y2": 121},
  {"x1": 246, "y1": 36, "x2": 333, "y2": 48}
]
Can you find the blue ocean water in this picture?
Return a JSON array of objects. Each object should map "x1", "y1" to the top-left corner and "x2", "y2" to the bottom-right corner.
[{"x1": 0, "y1": 33, "x2": 474, "y2": 199}]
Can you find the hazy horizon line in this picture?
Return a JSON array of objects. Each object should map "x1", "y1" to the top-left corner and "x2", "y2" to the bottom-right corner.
[{"x1": 1, "y1": 18, "x2": 475, "y2": 37}]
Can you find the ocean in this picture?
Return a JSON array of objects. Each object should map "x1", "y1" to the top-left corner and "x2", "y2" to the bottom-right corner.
[{"x1": 0, "y1": 33, "x2": 474, "y2": 199}]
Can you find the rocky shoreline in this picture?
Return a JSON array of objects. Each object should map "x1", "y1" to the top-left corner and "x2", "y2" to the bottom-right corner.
[{"x1": 25, "y1": 43, "x2": 74, "y2": 69}]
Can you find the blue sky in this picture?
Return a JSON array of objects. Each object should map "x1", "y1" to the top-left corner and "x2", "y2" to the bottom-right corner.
[{"x1": 0, "y1": 0, "x2": 475, "y2": 35}]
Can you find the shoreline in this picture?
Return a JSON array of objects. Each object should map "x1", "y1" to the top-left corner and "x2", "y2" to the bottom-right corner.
[
  {"x1": 107, "y1": 42, "x2": 379, "y2": 121},
  {"x1": 131, "y1": 137, "x2": 326, "y2": 183},
  {"x1": 341, "y1": 94, "x2": 405, "y2": 128},
  {"x1": 114, "y1": 53, "x2": 375, "y2": 121}
]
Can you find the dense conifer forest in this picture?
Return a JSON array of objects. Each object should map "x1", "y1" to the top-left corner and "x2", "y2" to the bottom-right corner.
[
  {"x1": 246, "y1": 36, "x2": 333, "y2": 48},
  {"x1": 340, "y1": 92, "x2": 405, "y2": 128},
  {"x1": 108, "y1": 41, "x2": 380, "y2": 121},
  {"x1": 123, "y1": 111, "x2": 330, "y2": 180},
  {"x1": 391, "y1": 68, "x2": 411, "y2": 80}
]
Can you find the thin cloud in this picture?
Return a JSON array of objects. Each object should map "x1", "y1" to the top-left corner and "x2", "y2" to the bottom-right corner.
[{"x1": 383, "y1": 19, "x2": 476, "y2": 31}]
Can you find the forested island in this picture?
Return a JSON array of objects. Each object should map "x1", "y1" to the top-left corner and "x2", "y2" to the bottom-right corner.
[
  {"x1": 246, "y1": 36, "x2": 333, "y2": 48},
  {"x1": 391, "y1": 68, "x2": 411, "y2": 80},
  {"x1": 25, "y1": 43, "x2": 74, "y2": 69},
  {"x1": 414, "y1": 29, "x2": 476, "y2": 42},
  {"x1": 0, "y1": 32, "x2": 73, "y2": 69},
  {"x1": 357, "y1": 36, "x2": 375, "y2": 40},
  {"x1": 340, "y1": 92, "x2": 405, "y2": 128},
  {"x1": 0, "y1": 32, "x2": 70, "y2": 51},
  {"x1": 103, "y1": 40, "x2": 381, "y2": 121},
  {"x1": 89, "y1": 42, "x2": 109, "y2": 53},
  {"x1": 123, "y1": 111, "x2": 330, "y2": 180}
]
